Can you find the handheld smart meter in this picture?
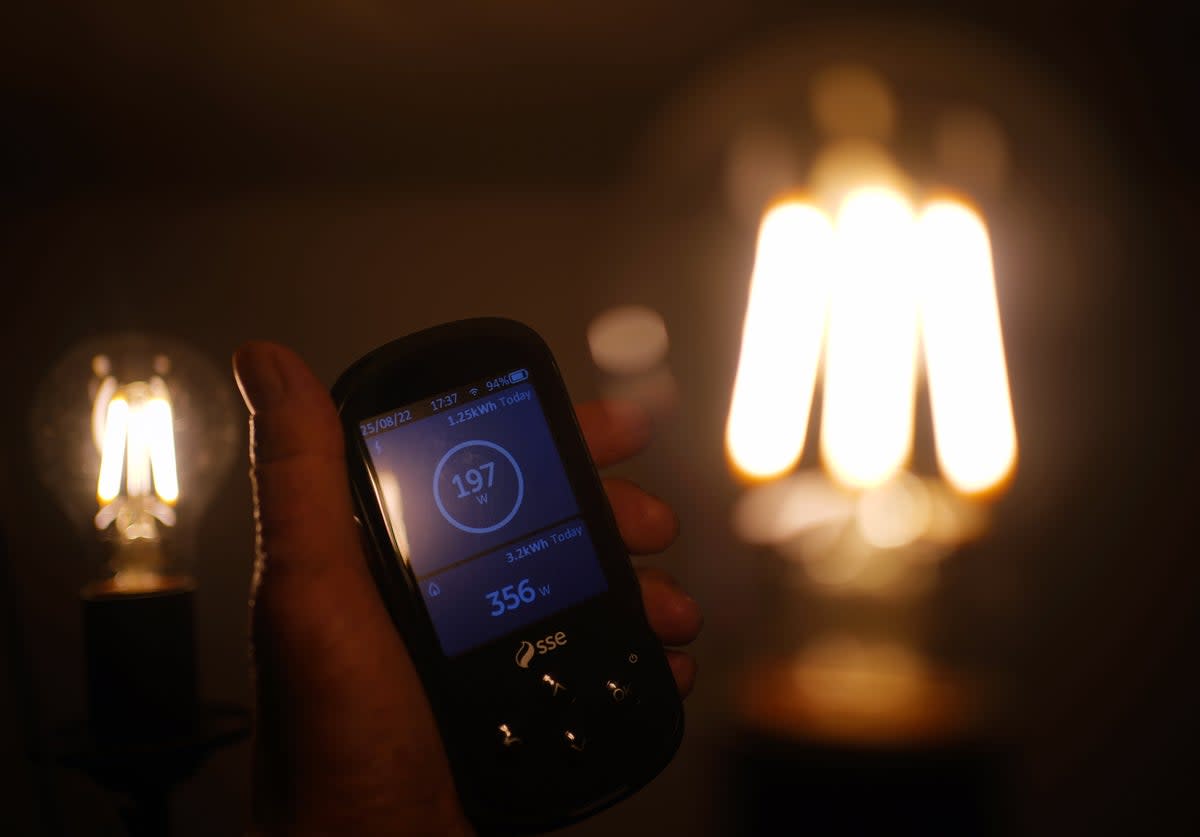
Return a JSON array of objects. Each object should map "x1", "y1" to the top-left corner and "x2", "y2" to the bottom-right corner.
[{"x1": 331, "y1": 318, "x2": 684, "y2": 834}]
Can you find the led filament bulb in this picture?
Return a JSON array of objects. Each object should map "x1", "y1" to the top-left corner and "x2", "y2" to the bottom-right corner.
[{"x1": 30, "y1": 332, "x2": 238, "y2": 590}]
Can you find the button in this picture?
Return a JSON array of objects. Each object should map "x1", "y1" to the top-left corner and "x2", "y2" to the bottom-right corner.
[
  {"x1": 495, "y1": 722, "x2": 525, "y2": 751},
  {"x1": 539, "y1": 672, "x2": 573, "y2": 703},
  {"x1": 605, "y1": 679, "x2": 633, "y2": 704},
  {"x1": 562, "y1": 728, "x2": 587, "y2": 753}
]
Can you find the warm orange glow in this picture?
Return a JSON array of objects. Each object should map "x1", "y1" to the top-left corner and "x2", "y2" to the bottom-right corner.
[
  {"x1": 820, "y1": 187, "x2": 920, "y2": 489},
  {"x1": 793, "y1": 636, "x2": 928, "y2": 710},
  {"x1": 933, "y1": 110, "x2": 1011, "y2": 193},
  {"x1": 856, "y1": 472, "x2": 932, "y2": 549},
  {"x1": 917, "y1": 200, "x2": 1017, "y2": 495},
  {"x1": 807, "y1": 140, "x2": 908, "y2": 211},
  {"x1": 732, "y1": 471, "x2": 853, "y2": 545},
  {"x1": 726, "y1": 199, "x2": 835, "y2": 480},
  {"x1": 736, "y1": 650, "x2": 975, "y2": 746},
  {"x1": 809, "y1": 64, "x2": 896, "y2": 142}
]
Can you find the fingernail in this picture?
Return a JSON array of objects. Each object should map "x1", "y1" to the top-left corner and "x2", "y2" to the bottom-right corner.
[{"x1": 234, "y1": 342, "x2": 288, "y2": 414}]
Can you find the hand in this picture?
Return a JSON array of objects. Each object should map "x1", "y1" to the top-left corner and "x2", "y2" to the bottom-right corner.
[{"x1": 233, "y1": 340, "x2": 702, "y2": 836}]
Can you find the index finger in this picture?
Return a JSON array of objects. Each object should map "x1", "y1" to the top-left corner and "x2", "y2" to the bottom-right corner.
[{"x1": 575, "y1": 400, "x2": 653, "y2": 468}]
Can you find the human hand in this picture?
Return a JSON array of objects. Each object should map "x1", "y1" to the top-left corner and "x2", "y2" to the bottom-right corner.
[{"x1": 233, "y1": 340, "x2": 702, "y2": 836}]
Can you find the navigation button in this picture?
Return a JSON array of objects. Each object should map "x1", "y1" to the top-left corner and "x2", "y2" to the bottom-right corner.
[
  {"x1": 605, "y1": 679, "x2": 633, "y2": 704},
  {"x1": 539, "y1": 673, "x2": 573, "y2": 703},
  {"x1": 562, "y1": 728, "x2": 587, "y2": 753},
  {"x1": 496, "y1": 722, "x2": 524, "y2": 751}
]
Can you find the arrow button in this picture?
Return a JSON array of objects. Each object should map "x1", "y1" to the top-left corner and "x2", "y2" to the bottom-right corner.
[
  {"x1": 540, "y1": 673, "x2": 572, "y2": 702},
  {"x1": 562, "y1": 728, "x2": 587, "y2": 753}
]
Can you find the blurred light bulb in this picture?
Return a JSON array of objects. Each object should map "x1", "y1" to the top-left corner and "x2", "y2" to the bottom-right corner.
[
  {"x1": 30, "y1": 332, "x2": 238, "y2": 591},
  {"x1": 855, "y1": 471, "x2": 932, "y2": 550},
  {"x1": 726, "y1": 199, "x2": 835, "y2": 480},
  {"x1": 726, "y1": 190, "x2": 1015, "y2": 495},
  {"x1": 917, "y1": 200, "x2": 1017, "y2": 496},
  {"x1": 807, "y1": 140, "x2": 909, "y2": 211},
  {"x1": 732, "y1": 470, "x2": 853, "y2": 545},
  {"x1": 587, "y1": 305, "x2": 670, "y2": 376},
  {"x1": 589, "y1": 305, "x2": 680, "y2": 421},
  {"x1": 820, "y1": 186, "x2": 920, "y2": 490},
  {"x1": 725, "y1": 181, "x2": 1017, "y2": 594},
  {"x1": 809, "y1": 64, "x2": 897, "y2": 142}
]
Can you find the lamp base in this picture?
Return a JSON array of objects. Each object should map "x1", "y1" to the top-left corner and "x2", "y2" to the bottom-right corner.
[
  {"x1": 723, "y1": 653, "x2": 1011, "y2": 836},
  {"x1": 56, "y1": 701, "x2": 251, "y2": 837},
  {"x1": 81, "y1": 576, "x2": 197, "y2": 747}
]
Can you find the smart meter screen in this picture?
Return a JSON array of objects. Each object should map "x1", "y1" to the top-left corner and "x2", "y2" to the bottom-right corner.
[{"x1": 358, "y1": 370, "x2": 609, "y2": 657}]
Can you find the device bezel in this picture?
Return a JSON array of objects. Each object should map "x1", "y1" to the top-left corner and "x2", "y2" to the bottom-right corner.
[{"x1": 331, "y1": 318, "x2": 682, "y2": 833}]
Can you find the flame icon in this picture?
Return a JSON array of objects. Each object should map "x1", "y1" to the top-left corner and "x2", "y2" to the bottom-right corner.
[{"x1": 515, "y1": 640, "x2": 535, "y2": 669}]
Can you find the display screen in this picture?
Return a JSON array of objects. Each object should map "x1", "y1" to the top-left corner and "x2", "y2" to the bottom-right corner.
[{"x1": 358, "y1": 370, "x2": 609, "y2": 657}]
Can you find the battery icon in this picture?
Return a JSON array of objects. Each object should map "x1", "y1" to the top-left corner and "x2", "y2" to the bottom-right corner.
[{"x1": 509, "y1": 368, "x2": 529, "y2": 383}]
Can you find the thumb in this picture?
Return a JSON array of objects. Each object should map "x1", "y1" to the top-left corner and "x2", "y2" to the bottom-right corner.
[
  {"x1": 232, "y1": 339, "x2": 398, "y2": 663},
  {"x1": 234, "y1": 339, "x2": 365, "y2": 590},
  {"x1": 234, "y1": 341, "x2": 466, "y2": 831}
]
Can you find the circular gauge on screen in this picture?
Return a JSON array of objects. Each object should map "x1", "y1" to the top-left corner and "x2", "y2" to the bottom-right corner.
[{"x1": 433, "y1": 440, "x2": 525, "y2": 534}]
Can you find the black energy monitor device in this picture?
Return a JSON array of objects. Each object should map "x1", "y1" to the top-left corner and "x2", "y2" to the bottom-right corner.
[{"x1": 331, "y1": 318, "x2": 684, "y2": 834}]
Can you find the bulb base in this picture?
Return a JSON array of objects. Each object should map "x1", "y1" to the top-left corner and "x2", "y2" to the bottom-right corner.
[{"x1": 81, "y1": 577, "x2": 198, "y2": 747}]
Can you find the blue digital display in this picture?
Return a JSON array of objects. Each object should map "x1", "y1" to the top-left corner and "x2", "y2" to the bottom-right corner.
[{"x1": 360, "y1": 378, "x2": 609, "y2": 657}]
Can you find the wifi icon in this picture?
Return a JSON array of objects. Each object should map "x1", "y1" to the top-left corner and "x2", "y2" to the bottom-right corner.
[{"x1": 469, "y1": 387, "x2": 480, "y2": 397}]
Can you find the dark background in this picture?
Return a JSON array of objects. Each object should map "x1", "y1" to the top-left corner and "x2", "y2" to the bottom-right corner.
[{"x1": 1, "y1": 2, "x2": 1196, "y2": 836}]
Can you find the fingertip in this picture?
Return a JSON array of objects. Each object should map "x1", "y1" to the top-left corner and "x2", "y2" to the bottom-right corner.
[
  {"x1": 577, "y1": 399, "x2": 655, "y2": 467},
  {"x1": 601, "y1": 399, "x2": 654, "y2": 446},
  {"x1": 644, "y1": 492, "x2": 680, "y2": 544},
  {"x1": 234, "y1": 341, "x2": 329, "y2": 415},
  {"x1": 234, "y1": 341, "x2": 287, "y2": 414},
  {"x1": 606, "y1": 479, "x2": 679, "y2": 555},
  {"x1": 667, "y1": 651, "x2": 698, "y2": 698},
  {"x1": 640, "y1": 568, "x2": 703, "y2": 646}
]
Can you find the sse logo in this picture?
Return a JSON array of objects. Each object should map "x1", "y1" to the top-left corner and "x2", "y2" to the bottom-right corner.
[{"x1": 514, "y1": 631, "x2": 568, "y2": 668}]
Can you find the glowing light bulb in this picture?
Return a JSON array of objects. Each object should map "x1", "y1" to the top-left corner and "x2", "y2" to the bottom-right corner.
[
  {"x1": 726, "y1": 190, "x2": 1015, "y2": 492},
  {"x1": 93, "y1": 380, "x2": 180, "y2": 544},
  {"x1": 724, "y1": 184, "x2": 1018, "y2": 594},
  {"x1": 30, "y1": 332, "x2": 238, "y2": 590}
]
